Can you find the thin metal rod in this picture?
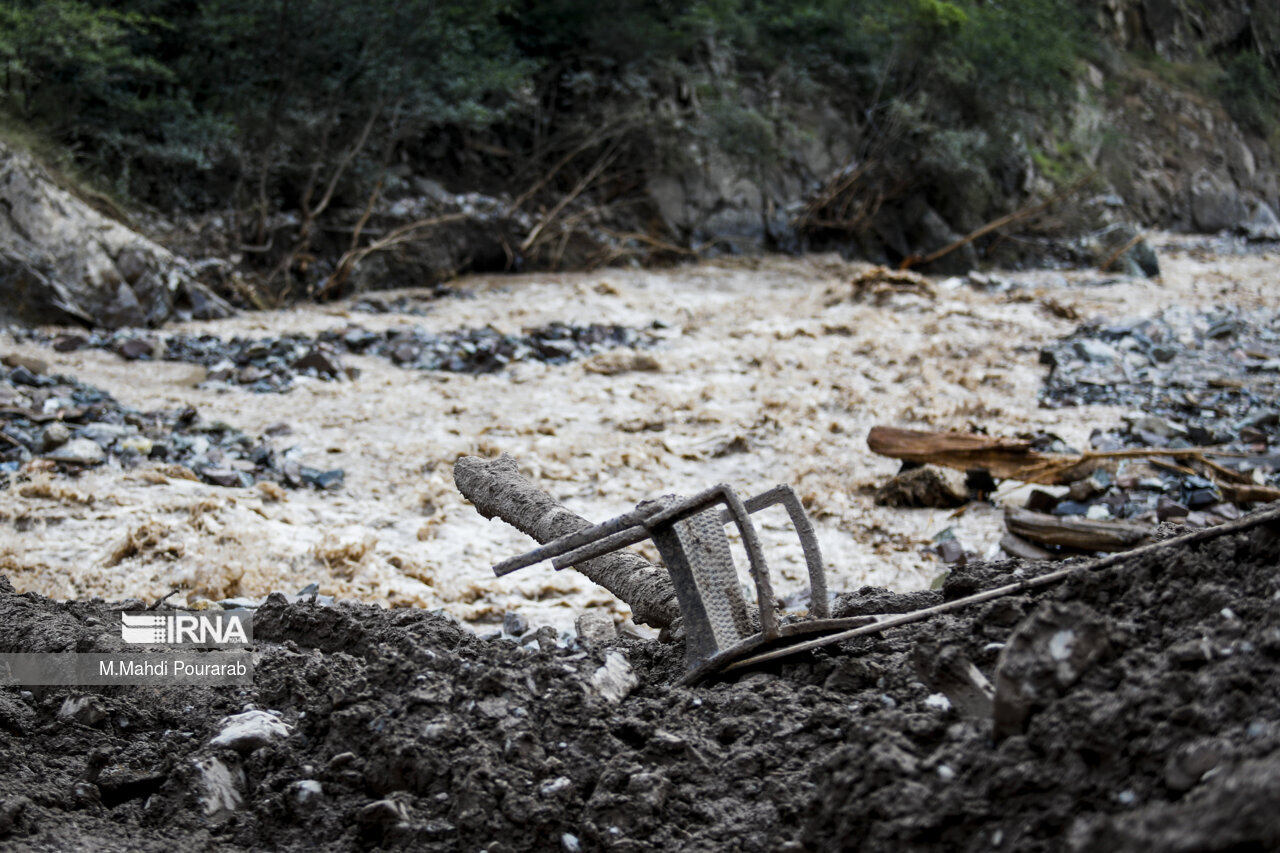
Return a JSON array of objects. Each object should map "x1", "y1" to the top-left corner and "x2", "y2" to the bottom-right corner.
[
  {"x1": 492, "y1": 507, "x2": 652, "y2": 576},
  {"x1": 720, "y1": 486, "x2": 780, "y2": 639},
  {"x1": 725, "y1": 502, "x2": 1280, "y2": 672},
  {"x1": 720, "y1": 485, "x2": 829, "y2": 618},
  {"x1": 554, "y1": 526, "x2": 652, "y2": 569}
]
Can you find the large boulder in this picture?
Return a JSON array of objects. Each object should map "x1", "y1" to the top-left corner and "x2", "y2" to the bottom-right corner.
[{"x1": 0, "y1": 143, "x2": 233, "y2": 328}]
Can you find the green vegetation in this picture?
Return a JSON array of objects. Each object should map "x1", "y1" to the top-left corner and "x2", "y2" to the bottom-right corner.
[
  {"x1": 3, "y1": 1, "x2": 1270, "y2": 291},
  {"x1": 1219, "y1": 51, "x2": 1279, "y2": 138}
]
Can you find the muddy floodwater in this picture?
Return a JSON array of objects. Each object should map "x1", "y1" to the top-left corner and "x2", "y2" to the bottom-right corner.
[{"x1": 1, "y1": 235, "x2": 1275, "y2": 633}]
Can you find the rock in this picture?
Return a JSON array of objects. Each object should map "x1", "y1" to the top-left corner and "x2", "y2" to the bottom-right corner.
[
  {"x1": 199, "y1": 467, "x2": 250, "y2": 488},
  {"x1": 937, "y1": 540, "x2": 967, "y2": 564},
  {"x1": 357, "y1": 798, "x2": 411, "y2": 840},
  {"x1": 300, "y1": 467, "x2": 345, "y2": 490},
  {"x1": 502, "y1": 611, "x2": 528, "y2": 638},
  {"x1": 0, "y1": 142, "x2": 222, "y2": 328},
  {"x1": 1073, "y1": 339, "x2": 1119, "y2": 364},
  {"x1": 539, "y1": 776, "x2": 573, "y2": 797},
  {"x1": 179, "y1": 281, "x2": 236, "y2": 321},
  {"x1": 116, "y1": 338, "x2": 153, "y2": 360},
  {"x1": 209, "y1": 709, "x2": 291, "y2": 752},
  {"x1": 115, "y1": 247, "x2": 149, "y2": 284},
  {"x1": 1156, "y1": 496, "x2": 1190, "y2": 520},
  {"x1": 1164, "y1": 741, "x2": 1223, "y2": 792},
  {"x1": 120, "y1": 436, "x2": 153, "y2": 455},
  {"x1": 575, "y1": 611, "x2": 617, "y2": 644},
  {"x1": 101, "y1": 282, "x2": 147, "y2": 329},
  {"x1": 1, "y1": 353, "x2": 47, "y2": 374},
  {"x1": 52, "y1": 334, "x2": 88, "y2": 352},
  {"x1": 993, "y1": 601, "x2": 1111, "y2": 740},
  {"x1": 193, "y1": 756, "x2": 243, "y2": 817},
  {"x1": 292, "y1": 349, "x2": 342, "y2": 377},
  {"x1": 40, "y1": 422, "x2": 71, "y2": 451},
  {"x1": 875, "y1": 464, "x2": 969, "y2": 508},
  {"x1": 1241, "y1": 202, "x2": 1280, "y2": 241},
  {"x1": 1189, "y1": 169, "x2": 1248, "y2": 233},
  {"x1": 1025, "y1": 489, "x2": 1060, "y2": 513},
  {"x1": 532, "y1": 625, "x2": 559, "y2": 652},
  {"x1": 45, "y1": 437, "x2": 106, "y2": 465},
  {"x1": 8, "y1": 364, "x2": 50, "y2": 386},
  {"x1": 58, "y1": 695, "x2": 108, "y2": 726},
  {"x1": 590, "y1": 651, "x2": 638, "y2": 703},
  {"x1": 290, "y1": 780, "x2": 324, "y2": 809}
]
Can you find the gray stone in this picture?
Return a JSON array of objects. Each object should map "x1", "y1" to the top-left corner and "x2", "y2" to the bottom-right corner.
[
  {"x1": 115, "y1": 247, "x2": 149, "y2": 284},
  {"x1": 647, "y1": 175, "x2": 689, "y2": 233},
  {"x1": 1241, "y1": 202, "x2": 1280, "y2": 241},
  {"x1": 58, "y1": 695, "x2": 108, "y2": 726},
  {"x1": 209, "y1": 709, "x2": 291, "y2": 752},
  {"x1": 45, "y1": 437, "x2": 106, "y2": 465},
  {"x1": 1190, "y1": 169, "x2": 1248, "y2": 232},
  {"x1": 181, "y1": 280, "x2": 236, "y2": 321},
  {"x1": 40, "y1": 422, "x2": 71, "y2": 451},
  {"x1": 590, "y1": 652, "x2": 638, "y2": 703},
  {"x1": 357, "y1": 798, "x2": 409, "y2": 826},
  {"x1": 292, "y1": 349, "x2": 341, "y2": 377},
  {"x1": 101, "y1": 282, "x2": 146, "y2": 329},
  {"x1": 502, "y1": 611, "x2": 528, "y2": 638},
  {"x1": 290, "y1": 779, "x2": 324, "y2": 809},
  {"x1": 1073, "y1": 339, "x2": 1119, "y2": 363},
  {"x1": 575, "y1": 611, "x2": 617, "y2": 644},
  {"x1": 116, "y1": 337, "x2": 153, "y2": 360}
]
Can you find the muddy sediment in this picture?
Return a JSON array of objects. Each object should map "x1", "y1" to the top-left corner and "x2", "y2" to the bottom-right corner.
[{"x1": 1, "y1": 508, "x2": 1277, "y2": 850}]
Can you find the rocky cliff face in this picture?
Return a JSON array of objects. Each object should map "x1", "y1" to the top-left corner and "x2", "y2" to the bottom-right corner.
[
  {"x1": 0, "y1": 144, "x2": 233, "y2": 329},
  {"x1": 639, "y1": 1, "x2": 1279, "y2": 263}
]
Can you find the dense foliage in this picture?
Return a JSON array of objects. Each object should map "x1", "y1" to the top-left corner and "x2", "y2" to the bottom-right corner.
[{"x1": 0, "y1": 1, "x2": 1274, "y2": 290}]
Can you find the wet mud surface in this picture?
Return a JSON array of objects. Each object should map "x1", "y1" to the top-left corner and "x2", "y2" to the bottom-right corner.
[{"x1": 1, "y1": 509, "x2": 1277, "y2": 851}]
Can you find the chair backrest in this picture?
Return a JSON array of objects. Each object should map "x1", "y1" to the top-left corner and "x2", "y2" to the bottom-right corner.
[{"x1": 650, "y1": 501, "x2": 754, "y2": 670}]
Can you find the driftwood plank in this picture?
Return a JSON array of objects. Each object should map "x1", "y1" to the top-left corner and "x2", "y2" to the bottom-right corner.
[
  {"x1": 867, "y1": 426, "x2": 1091, "y2": 484},
  {"x1": 1004, "y1": 506, "x2": 1150, "y2": 552}
]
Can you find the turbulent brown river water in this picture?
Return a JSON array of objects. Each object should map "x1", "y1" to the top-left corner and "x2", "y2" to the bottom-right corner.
[{"x1": 1, "y1": 235, "x2": 1274, "y2": 634}]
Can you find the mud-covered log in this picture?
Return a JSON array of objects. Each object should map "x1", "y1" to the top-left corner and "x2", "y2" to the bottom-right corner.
[
  {"x1": 453, "y1": 454, "x2": 679, "y2": 629},
  {"x1": 1004, "y1": 506, "x2": 1151, "y2": 552}
]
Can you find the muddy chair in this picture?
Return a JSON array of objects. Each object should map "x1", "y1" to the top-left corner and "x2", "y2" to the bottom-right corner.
[{"x1": 493, "y1": 483, "x2": 875, "y2": 684}]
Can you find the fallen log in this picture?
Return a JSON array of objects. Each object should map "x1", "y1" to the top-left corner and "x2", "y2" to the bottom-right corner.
[
  {"x1": 866, "y1": 426, "x2": 1093, "y2": 484},
  {"x1": 453, "y1": 454, "x2": 680, "y2": 629},
  {"x1": 1004, "y1": 506, "x2": 1151, "y2": 552},
  {"x1": 867, "y1": 425, "x2": 1271, "y2": 491}
]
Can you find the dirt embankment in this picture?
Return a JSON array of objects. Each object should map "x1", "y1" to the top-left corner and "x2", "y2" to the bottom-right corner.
[{"x1": 1, "y1": 506, "x2": 1277, "y2": 851}]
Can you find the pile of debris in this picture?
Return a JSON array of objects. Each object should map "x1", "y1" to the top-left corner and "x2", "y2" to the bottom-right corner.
[
  {"x1": 11, "y1": 321, "x2": 657, "y2": 393},
  {"x1": 868, "y1": 423, "x2": 1279, "y2": 562},
  {"x1": 0, "y1": 360, "x2": 338, "y2": 490}
]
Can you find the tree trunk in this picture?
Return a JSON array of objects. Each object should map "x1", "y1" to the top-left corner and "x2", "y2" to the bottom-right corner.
[{"x1": 453, "y1": 454, "x2": 679, "y2": 629}]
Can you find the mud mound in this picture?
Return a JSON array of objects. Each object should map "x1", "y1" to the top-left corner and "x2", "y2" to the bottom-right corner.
[{"x1": 1, "y1": 507, "x2": 1277, "y2": 851}]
